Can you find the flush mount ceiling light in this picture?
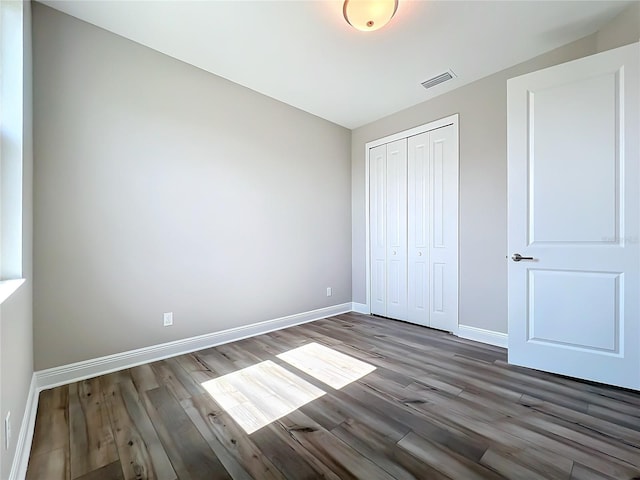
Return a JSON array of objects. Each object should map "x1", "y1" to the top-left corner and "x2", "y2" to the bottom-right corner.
[{"x1": 343, "y1": 0, "x2": 399, "y2": 32}]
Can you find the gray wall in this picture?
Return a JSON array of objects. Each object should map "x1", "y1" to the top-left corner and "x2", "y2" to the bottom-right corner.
[
  {"x1": 33, "y1": 4, "x2": 352, "y2": 370},
  {"x1": 596, "y1": 1, "x2": 640, "y2": 52},
  {"x1": 0, "y1": 1, "x2": 34, "y2": 478},
  {"x1": 351, "y1": 36, "x2": 600, "y2": 334}
]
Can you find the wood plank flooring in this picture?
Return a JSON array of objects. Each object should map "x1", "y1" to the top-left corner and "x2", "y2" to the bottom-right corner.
[{"x1": 26, "y1": 313, "x2": 640, "y2": 479}]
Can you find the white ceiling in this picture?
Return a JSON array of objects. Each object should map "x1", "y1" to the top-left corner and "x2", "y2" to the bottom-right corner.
[{"x1": 41, "y1": 0, "x2": 633, "y2": 129}]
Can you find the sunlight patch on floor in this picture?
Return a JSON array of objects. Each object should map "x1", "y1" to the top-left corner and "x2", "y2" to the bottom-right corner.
[
  {"x1": 277, "y1": 342, "x2": 376, "y2": 389},
  {"x1": 201, "y1": 360, "x2": 325, "y2": 434},
  {"x1": 201, "y1": 344, "x2": 376, "y2": 434}
]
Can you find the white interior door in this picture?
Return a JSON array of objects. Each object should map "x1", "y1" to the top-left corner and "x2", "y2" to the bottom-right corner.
[{"x1": 507, "y1": 42, "x2": 640, "y2": 390}]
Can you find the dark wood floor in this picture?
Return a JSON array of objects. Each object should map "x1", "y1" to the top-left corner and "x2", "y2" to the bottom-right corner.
[{"x1": 26, "y1": 313, "x2": 640, "y2": 479}]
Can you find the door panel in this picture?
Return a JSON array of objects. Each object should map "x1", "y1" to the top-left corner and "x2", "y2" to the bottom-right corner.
[
  {"x1": 433, "y1": 263, "x2": 445, "y2": 313},
  {"x1": 530, "y1": 73, "x2": 618, "y2": 244},
  {"x1": 387, "y1": 258, "x2": 402, "y2": 307},
  {"x1": 432, "y1": 139, "x2": 445, "y2": 248},
  {"x1": 508, "y1": 43, "x2": 639, "y2": 389},
  {"x1": 408, "y1": 133, "x2": 430, "y2": 325},
  {"x1": 528, "y1": 270, "x2": 620, "y2": 352}
]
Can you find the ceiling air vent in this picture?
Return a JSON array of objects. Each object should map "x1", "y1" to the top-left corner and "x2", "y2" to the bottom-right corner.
[{"x1": 421, "y1": 70, "x2": 456, "y2": 90}]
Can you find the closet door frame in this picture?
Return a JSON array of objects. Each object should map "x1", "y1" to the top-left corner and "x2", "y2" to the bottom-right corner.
[{"x1": 364, "y1": 113, "x2": 459, "y2": 330}]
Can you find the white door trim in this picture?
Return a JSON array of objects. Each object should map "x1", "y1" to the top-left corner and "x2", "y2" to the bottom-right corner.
[
  {"x1": 364, "y1": 114, "x2": 459, "y2": 323},
  {"x1": 365, "y1": 114, "x2": 459, "y2": 150}
]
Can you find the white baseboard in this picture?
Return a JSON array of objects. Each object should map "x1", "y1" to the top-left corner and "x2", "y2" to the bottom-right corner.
[
  {"x1": 9, "y1": 374, "x2": 38, "y2": 480},
  {"x1": 457, "y1": 324, "x2": 508, "y2": 348},
  {"x1": 35, "y1": 302, "x2": 352, "y2": 391},
  {"x1": 350, "y1": 302, "x2": 369, "y2": 314},
  {"x1": 348, "y1": 307, "x2": 507, "y2": 349}
]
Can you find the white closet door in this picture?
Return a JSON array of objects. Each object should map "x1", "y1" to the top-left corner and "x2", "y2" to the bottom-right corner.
[
  {"x1": 428, "y1": 125, "x2": 459, "y2": 332},
  {"x1": 386, "y1": 139, "x2": 408, "y2": 321},
  {"x1": 368, "y1": 118, "x2": 458, "y2": 329},
  {"x1": 407, "y1": 133, "x2": 430, "y2": 326},
  {"x1": 369, "y1": 144, "x2": 387, "y2": 317}
]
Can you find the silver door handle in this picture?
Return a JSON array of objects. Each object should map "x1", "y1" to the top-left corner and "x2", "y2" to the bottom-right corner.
[{"x1": 512, "y1": 253, "x2": 534, "y2": 262}]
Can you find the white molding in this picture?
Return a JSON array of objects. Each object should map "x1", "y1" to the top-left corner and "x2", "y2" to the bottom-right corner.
[
  {"x1": 364, "y1": 140, "x2": 371, "y2": 311},
  {"x1": 35, "y1": 302, "x2": 352, "y2": 390},
  {"x1": 9, "y1": 374, "x2": 38, "y2": 480},
  {"x1": 351, "y1": 302, "x2": 369, "y2": 314},
  {"x1": 457, "y1": 324, "x2": 508, "y2": 349},
  {"x1": 365, "y1": 114, "x2": 459, "y2": 149}
]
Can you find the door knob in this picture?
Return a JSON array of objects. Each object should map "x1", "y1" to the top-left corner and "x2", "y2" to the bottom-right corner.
[
  {"x1": 512, "y1": 253, "x2": 534, "y2": 262},
  {"x1": 392, "y1": 251, "x2": 397, "y2": 255},
  {"x1": 418, "y1": 252, "x2": 422, "y2": 257}
]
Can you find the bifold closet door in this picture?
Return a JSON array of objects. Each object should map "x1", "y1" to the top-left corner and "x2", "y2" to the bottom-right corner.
[
  {"x1": 369, "y1": 139, "x2": 408, "y2": 320},
  {"x1": 426, "y1": 125, "x2": 458, "y2": 332},
  {"x1": 369, "y1": 121, "x2": 458, "y2": 331},
  {"x1": 370, "y1": 144, "x2": 386, "y2": 317},
  {"x1": 407, "y1": 127, "x2": 458, "y2": 330},
  {"x1": 407, "y1": 133, "x2": 430, "y2": 326},
  {"x1": 386, "y1": 139, "x2": 408, "y2": 320}
]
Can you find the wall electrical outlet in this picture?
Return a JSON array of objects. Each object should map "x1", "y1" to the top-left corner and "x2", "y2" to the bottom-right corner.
[
  {"x1": 326, "y1": 287, "x2": 332, "y2": 297},
  {"x1": 5, "y1": 411, "x2": 10, "y2": 450},
  {"x1": 163, "y1": 312, "x2": 173, "y2": 327}
]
